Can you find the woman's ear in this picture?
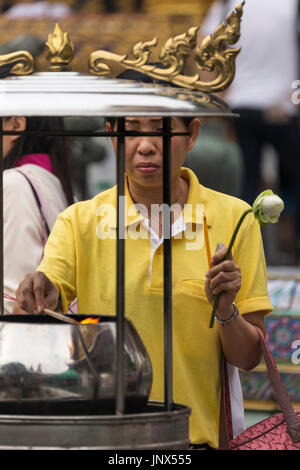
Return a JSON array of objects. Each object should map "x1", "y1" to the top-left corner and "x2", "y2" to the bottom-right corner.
[
  {"x1": 186, "y1": 118, "x2": 201, "y2": 151},
  {"x1": 2, "y1": 116, "x2": 26, "y2": 158},
  {"x1": 106, "y1": 121, "x2": 117, "y2": 153},
  {"x1": 9, "y1": 116, "x2": 26, "y2": 142}
]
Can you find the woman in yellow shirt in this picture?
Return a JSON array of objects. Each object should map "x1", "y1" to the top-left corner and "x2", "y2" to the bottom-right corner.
[{"x1": 15, "y1": 115, "x2": 273, "y2": 448}]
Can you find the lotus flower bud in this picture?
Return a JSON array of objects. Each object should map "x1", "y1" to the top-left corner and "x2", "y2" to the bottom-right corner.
[
  {"x1": 253, "y1": 190, "x2": 284, "y2": 226},
  {"x1": 209, "y1": 188, "x2": 284, "y2": 328}
]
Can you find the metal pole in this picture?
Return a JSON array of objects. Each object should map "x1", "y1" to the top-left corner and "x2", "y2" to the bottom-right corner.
[
  {"x1": 115, "y1": 117, "x2": 126, "y2": 415},
  {"x1": 162, "y1": 116, "x2": 173, "y2": 410},
  {"x1": 0, "y1": 118, "x2": 3, "y2": 315}
]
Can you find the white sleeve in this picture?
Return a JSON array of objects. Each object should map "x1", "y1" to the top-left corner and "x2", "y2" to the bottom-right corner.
[
  {"x1": 3, "y1": 170, "x2": 44, "y2": 313},
  {"x1": 200, "y1": 1, "x2": 226, "y2": 36},
  {"x1": 227, "y1": 363, "x2": 246, "y2": 438}
]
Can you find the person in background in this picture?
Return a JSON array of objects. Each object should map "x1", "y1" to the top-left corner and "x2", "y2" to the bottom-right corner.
[
  {"x1": 3, "y1": 116, "x2": 74, "y2": 314},
  {"x1": 3, "y1": 0, "x2": 72, "y2": 19},
  {"x1": 200, "y1": 0, "x2": 300, "y2": 264},
  {"x1": 185, "y1": 117, "x2": 244, "y2": 198}
]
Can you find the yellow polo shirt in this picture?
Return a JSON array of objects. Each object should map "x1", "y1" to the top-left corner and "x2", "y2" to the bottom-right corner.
[{"x1": 38, "y1": 168, "x2": 273, "y2": 448}]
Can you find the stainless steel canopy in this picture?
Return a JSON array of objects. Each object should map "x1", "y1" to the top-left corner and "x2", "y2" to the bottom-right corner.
[{"x1": 0, "y1": 71, "x2": 236, "y2": 118}]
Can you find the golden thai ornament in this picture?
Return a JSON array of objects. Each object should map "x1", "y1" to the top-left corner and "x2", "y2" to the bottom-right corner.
[
  {"x1": 89, "y1": 1, "x2": 245, "y2": 93},
  {"x1": 0, "y1": 0, "x2": 244, "y2": 93},
  {"x1": 45, "y1": 23, "x2": 74, "y2": 71},
  {"x1": 0, "y1": 50, "x2": 34, "y2": 76}
]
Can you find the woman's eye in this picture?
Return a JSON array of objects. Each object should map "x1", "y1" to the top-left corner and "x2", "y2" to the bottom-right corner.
[{"x1": 155, "y1": 128, "x2": 175, "y2": 133}]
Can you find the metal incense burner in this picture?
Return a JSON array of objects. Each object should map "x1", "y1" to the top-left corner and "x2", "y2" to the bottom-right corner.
[
  {"x1": 0, "y1": 314, "x2": 152, "y2": 414},
  {"x1": 0, "y1": 3, "x2": 243, "y2": 449}
]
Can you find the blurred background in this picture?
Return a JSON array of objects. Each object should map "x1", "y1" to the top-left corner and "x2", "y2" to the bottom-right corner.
[
  {"x1": 1, "y1": 0, "x2": 300, "y2": 427},
  {"x1": 0, "y1": 0, "x2": 213, "y2": 73}
]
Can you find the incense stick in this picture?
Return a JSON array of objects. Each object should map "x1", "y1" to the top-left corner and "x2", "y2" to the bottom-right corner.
[
  {"x1": 3, "y1": 293, "x2": 78, "y2": 324},
  {"x1": 43, "y1": 308, "x2": 79, "y2": 324},
  {"x1": 204, "y1": 215, "x2": 212, "y2": 268}
]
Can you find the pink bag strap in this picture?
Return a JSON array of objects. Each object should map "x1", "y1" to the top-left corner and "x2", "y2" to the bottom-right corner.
[
  {"x1": 219, "y1": 356, "x2": 233, "y2": 449},
  {"x1": 219, "y1": 326, "x2": 300, "y2": 449}
]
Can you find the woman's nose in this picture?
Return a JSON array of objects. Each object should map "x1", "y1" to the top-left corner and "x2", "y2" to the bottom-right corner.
[{"x1": 137, "y1": 136, "x2": 157, "y2": 155}]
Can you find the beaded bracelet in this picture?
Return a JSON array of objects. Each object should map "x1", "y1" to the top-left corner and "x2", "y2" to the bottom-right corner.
[{"x1": 215, "y1": 302, "x2": 239, "y2": 326}]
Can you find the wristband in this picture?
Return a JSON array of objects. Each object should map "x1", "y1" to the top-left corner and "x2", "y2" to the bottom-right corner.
[
  {"x1": 215, "y1": 302, "x2": 239, "y2": 326},
  {"x1": 54, "y1": 292, "x2": 62, "y2": 312}
]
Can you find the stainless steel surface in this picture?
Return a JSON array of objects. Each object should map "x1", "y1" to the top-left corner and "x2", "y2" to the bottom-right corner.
[
  {"x1": 0, "y1": 402, "x2": 191, "y2": 449},
  {"x1": 0, "y1": 314, "x2": 152, "y2": 413},
  {"x1": 0, "y1": 72, "x2": 236, "y2": 117}
]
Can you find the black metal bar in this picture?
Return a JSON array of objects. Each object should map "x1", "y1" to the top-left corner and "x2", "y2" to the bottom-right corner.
[
  {"x1": 162, "y1": 116, "x2": 173, "y2": 411},
  {"x1": 0, "y1": 119, "x2": 3, "y2": 315},
  {"x1": 115, "y1": 117, "x2": 126, "y2": 415},
  {"x1": 0, "y1": 130, "x2": 189, "y2": 137},
  {"x1": 0, "y1": 116, "x2": 178, "y2": 403}
]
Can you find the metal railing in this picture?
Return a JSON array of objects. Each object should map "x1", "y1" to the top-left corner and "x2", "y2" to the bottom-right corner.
[{"x1": 0, "y1": 118, "x2": 189, "y2": 414}]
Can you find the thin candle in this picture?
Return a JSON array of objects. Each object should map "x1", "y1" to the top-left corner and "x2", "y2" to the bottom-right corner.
[{"x1": 204, "y1": 215, "x2": 212, "y2": 268}]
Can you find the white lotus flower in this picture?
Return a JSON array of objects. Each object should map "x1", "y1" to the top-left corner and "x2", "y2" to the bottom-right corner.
[
  {"x1": 209, "y1": 188, "x2": 284, "y2": 328},
  {"x1": 253, "y1": 190, "x2": 284, "y2": 226}
]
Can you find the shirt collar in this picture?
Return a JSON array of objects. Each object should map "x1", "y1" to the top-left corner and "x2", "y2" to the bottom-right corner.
[
  {"x1": 181, "y1": 167, "x2": 213, "y2": 228},
  {"x1": 109, "y1": 177, "x2": 145, "y2": 229},
  {"x1": 108, "y1": 168, "x2": 213, "y2": 229}
]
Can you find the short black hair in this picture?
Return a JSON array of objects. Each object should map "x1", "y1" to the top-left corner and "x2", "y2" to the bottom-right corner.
[{"x1": 106, "y1": 66, "x2": 195, "y2": 130}]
